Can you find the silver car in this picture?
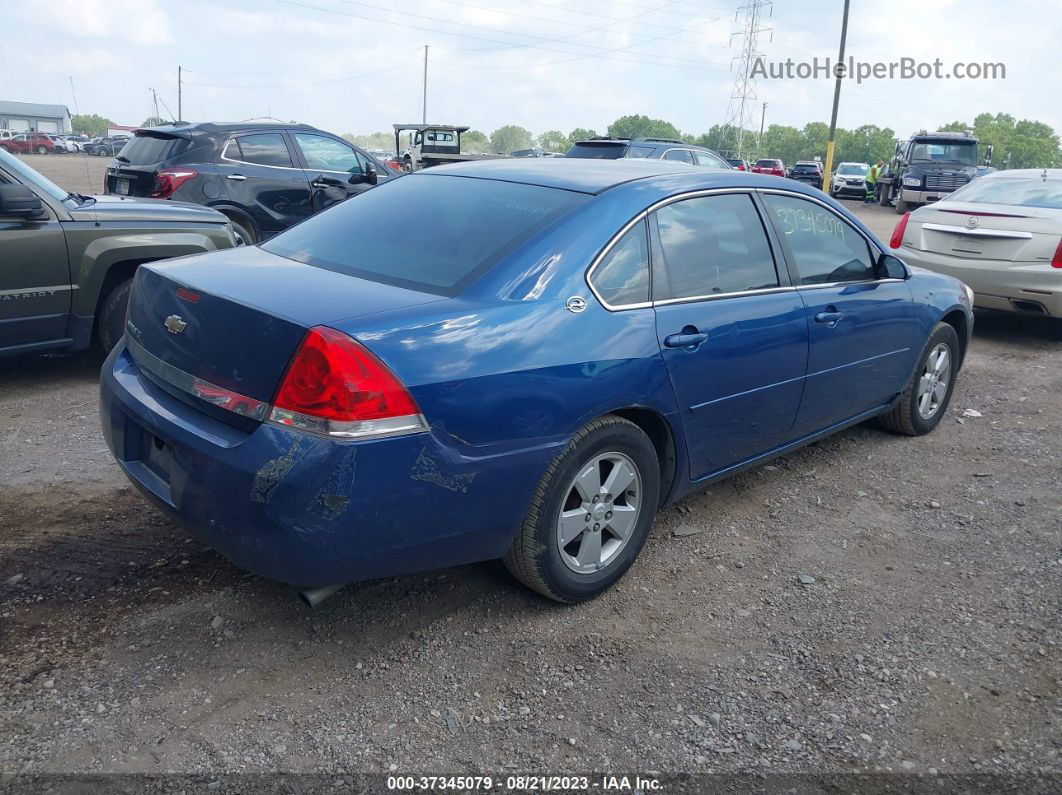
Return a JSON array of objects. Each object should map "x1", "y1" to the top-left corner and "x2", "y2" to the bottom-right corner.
[{"x1": 891, "y1": 169, "x2": 1062, "y2": 318}]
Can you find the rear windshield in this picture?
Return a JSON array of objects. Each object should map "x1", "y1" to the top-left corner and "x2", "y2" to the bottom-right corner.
[
  {"x1": 793, "y1": 165, "x2": 819, "y2": 173},
  {"x1": 118, "y1": 133, "x2": 191, "y2": 165},
  {"x1": 756, "y1": 159, "x2": 780, "y2": 167},
  {"x1": 262, "y1": 174, "x2": 588, "y2": 295},
  {"x1": 565, "y1": 143, "x2": 627, "y2": 160},
  {"x1": 947, "y1": 177, "x2": 1062, "y2": 210}
]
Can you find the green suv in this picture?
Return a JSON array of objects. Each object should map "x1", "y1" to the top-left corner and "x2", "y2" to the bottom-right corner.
[{"x1": 0, "y1": 148, "x2": 236, "y2": 357}]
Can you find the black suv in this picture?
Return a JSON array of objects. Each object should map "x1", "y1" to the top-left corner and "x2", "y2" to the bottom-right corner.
[
  {"x1": 104, "y1": 122, "x2": 395, "y2": 244},
  {"x1": 564, "y1": 137, "x2": 732, "y2": 168}
]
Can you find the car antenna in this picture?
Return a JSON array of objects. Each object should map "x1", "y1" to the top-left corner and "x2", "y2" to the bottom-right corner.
[{"x1": 70, "y1": 74, "x2": 100, "y2": 223}]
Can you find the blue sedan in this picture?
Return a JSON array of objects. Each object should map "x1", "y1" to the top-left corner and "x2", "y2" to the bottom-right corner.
[{"x1": 100, "y1": 159, "x2": 973, "y2": 604}]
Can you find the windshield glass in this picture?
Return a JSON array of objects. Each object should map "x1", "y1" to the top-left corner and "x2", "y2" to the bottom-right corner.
[
  {"x1": 946, "y1": 176, "x2": 1062, "y2": 210},
  {"x1": 910, "y1": 141, "x2": 978, "y2": 166},
  {"x1": 263, "y1": 174, "x2": 588, "y2": 295},
  {"x1": 0, "y1": 147, "x2": 72, "y2": 202},
  {"x1": 565, "y1": 143, "x2": 626, "y2": 160},
  {"x1": 837, "y1": 164, "x2": 869, "y2": 175}
]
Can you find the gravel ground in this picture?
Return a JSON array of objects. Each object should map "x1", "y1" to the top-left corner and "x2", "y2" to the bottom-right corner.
[{"x1": 1, "y1": 170, "x2": 1060, "y2": 791}]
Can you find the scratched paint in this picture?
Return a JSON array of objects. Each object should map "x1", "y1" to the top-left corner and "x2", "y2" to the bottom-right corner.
[
  {"x1": 250, "y1": 438, "x2": 307, "y2": 504},
  {"x1": 307, "y1": 447, "x2": 358, "y2": 520},
  {"x1": 410, "y1": 448, "x2": 475, "y2": 493}
]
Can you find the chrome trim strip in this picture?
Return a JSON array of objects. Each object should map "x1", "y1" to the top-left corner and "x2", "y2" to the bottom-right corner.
[
  {"x1": 124, "y1": 332, "x2": 429, "y2": 441},
  {"x1": 0, "y1": 284, "x2": 76, "y2": 296},
  {"x1": 126, "y1": 333, "x2": 270, "y2": 420},
  {"x1": 920, "y1": 222, "x2": 1033, "y2": 239},
  {"x1": 653, "y1": 285, "x2": 796, "y2": 307}
]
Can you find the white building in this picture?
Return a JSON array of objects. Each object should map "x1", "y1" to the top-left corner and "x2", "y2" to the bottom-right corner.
[{"x1": 0, "y1": 101, "x2": 73, "y2": 134}]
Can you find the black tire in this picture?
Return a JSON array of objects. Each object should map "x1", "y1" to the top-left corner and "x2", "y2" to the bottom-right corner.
[
  {"x1": 895, "y1": 192, "x2": 908, "y2": 214},
  {"x1": 37, "y1": 146, "x2": 48, "y2": 155},
  {"x1": 878, "y1": 322, "x2": 960, "y2": 436},
  {"x1": 227, "y1": 217, "x2": 256, "y2": 246},
  {"x1": 879, "y1": 184, "x2": 891, "y2": 207},
  {"x1": 504, "y1": 415, "x2": 661, "y2": 603},
  {"x1": 98, "y1": 278, "x2": 133, "y2": 352}
]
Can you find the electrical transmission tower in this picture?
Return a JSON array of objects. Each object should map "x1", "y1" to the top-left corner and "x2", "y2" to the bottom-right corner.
[{"x1": 721, "y1": 0, "x2": 773, "y2": 160}]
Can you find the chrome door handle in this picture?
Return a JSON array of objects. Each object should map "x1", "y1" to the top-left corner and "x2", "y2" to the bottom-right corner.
[
  {"x1": 226, "y1": 174, "x2": 246, "y2": 181},
  {"x1": 815, "y1": 310, "x2": 843, "y2": 327}
]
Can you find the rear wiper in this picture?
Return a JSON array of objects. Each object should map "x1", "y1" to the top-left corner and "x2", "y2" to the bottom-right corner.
[{"x1": 115, "y1": 156, "x2": 130, "y2": 163}]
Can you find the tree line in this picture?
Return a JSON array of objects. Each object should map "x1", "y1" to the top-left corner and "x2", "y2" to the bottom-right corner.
[{"x1": 71, "y1": 110, "x2": 1061, "y2": 170}]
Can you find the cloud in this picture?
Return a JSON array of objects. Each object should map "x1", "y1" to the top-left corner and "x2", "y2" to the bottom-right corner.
[{"x1": 39, "y1": 0, "x2": 172, "y2": 45}]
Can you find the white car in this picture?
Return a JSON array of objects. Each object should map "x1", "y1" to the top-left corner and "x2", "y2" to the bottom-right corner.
[
  {"x1": 829, "y1": 162, "x2": 870, "y2": 199},
  {"x1": 890, "y1": 169, "x2": 1062, "y2": 318}
]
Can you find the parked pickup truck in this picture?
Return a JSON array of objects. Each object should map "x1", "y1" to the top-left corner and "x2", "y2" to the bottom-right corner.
[
  {"x1": 0, "y1": 148, "x2": 236, "y2": 357},
  {"x1": 393, "y1": 124, "x2": 506, "y2": 171}
]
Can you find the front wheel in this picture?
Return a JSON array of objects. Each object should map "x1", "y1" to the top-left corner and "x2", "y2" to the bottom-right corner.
[
  {"x1": 878, "y1": 322, "x2": 960, "y2": 436},
  {"x1": 504, "y1": 415, "x2": 660, "y2": 603},
  {"x1": 37, "y1": 146, "x2": 48, "y2": 155}
]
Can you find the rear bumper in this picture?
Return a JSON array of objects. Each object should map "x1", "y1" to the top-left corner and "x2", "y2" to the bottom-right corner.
[
  {"x1": 898, "y1": 247, "x2": 1062, "y2": 317},
  {"x1": 100, "y1": 342, "x2": 551, "y2": 587}
]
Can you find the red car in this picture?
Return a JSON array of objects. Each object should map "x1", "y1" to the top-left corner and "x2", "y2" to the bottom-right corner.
[
  {"x1": 0, "y1": 132, "x2": 57, "y2": 155},
  {"x1": 752, "y1": 158, "x2": 785, "y2": 177}
]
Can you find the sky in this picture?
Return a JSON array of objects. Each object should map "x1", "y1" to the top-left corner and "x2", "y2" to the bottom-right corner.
[{"x1": 2, "y1": 0, "x2": 1058, "y2": 141}]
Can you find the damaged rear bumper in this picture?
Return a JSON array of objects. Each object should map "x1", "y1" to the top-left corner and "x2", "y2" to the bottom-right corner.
[{"x1": 99, "y1": 343, "x2": 549, "y2": 587}]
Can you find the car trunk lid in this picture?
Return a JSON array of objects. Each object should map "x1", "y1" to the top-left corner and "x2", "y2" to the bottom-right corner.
[
  {"x1": 906, "y1": 202, "x2": 1061, "y2": 263},
  {"x1": 105, "y1": 129, "x2": 195, "y2": 197},
  {"x1": 125, "y1": 247, "x2": 443, "y2": 419}
]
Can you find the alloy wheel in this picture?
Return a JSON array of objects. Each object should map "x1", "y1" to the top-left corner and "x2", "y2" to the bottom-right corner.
[
  {"x1": 556, "y1": 452, "x2": 642, "y2": 574},
  {"x1": 916, "y1": 342, "x2": 951, "y2": 419}
]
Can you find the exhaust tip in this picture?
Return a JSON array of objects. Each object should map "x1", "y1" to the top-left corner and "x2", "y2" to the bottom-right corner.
[{"x1": 298, "y1": 583, "x2": 346, "y2": 608}]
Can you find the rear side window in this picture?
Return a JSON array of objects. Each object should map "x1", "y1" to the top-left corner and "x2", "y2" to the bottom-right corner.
[
  {"x1": 117, "y1": 134, "x2": 190, "y2": 165},
  {"x1": 694, "y1": 151, "x2": 729, "y2": 168},
  {"x1": 663, "y1": 149, "x2": 694, "y2": 164},
  {"x1": 262, "y1": 174, "x2": 588, "y2": 295},
  {"x1": 565, "y1": 143, "x2": 626, "y2": 160},
  {"x1": 624, "y1": 146, "x2": 654, "y2": 159},
  {"x1": 225, "y1": 133, "x2": 293, "y2": 167},
  {"x1": 590, "y1": 220, "x2": 650, "y2": 306},
  {"x1": 653, "y1": 194, "x2": 779, "y2": 300},
  {"x1": 762, "y1": 194, "x2": 875, "y2": 284}
]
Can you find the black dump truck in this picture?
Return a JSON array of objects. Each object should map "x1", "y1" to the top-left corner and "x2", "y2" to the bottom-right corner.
[{"x1": 877, "y1": 130, "x2": 993, "y2": 214}]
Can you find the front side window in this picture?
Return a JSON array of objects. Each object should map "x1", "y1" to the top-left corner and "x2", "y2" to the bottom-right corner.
[
  {"x1": 762, "y1": 194, "x2": 875, "y2": 285},
  {"x1": 294, "y1": 133, "x2": 360, "y2": 174},
  {"x1": 590, "y1": 220, "x2": 650, "y2": 306},
  {"x1": 653, "y1": 194, "x2": 779, "y2": 300},
  {"x1": 227, "y1": 133, "x2": 292, "y2": 168},
  {"x1": 663, "y1": 149, "x2": 694, "y2": 164}
]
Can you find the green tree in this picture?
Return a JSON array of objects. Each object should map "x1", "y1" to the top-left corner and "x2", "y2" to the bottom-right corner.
[
  {"x1": 760, "y1": 124, "x2": 805, "y2": 164},
  {"x1": 835, "y1": 124, "x2": 896, "y2": 166},
  {"x1": 567, "y1": 128, "x2": 598, "y2": 146},
  {"x1": 462, "y1": 129, "x2": 489, "y2": 153},
  {"x1": 536, "y1": 130, "x2": 569, "y2": 153},
  {"x1": 141, "y1": 116, "x2": 167, "y2": 128},
  {"x1": 71, "y1": 114, "x2": 113, "y2": 137},
  {"x1": 489, "y1": 125, "x2": 533, "y2": 154},
  {"x1": 606, "y1": 114, "x2": 681, "y2": 141}
]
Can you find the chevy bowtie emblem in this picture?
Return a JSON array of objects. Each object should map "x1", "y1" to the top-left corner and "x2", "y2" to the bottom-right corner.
[{"x1": 164, "y1": 314, "x2": 188, "y2": 334}]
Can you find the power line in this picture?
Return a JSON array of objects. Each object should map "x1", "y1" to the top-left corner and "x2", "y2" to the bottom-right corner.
[{"x1": 182, "y1": 59, "x2": 417, "y2": 89}]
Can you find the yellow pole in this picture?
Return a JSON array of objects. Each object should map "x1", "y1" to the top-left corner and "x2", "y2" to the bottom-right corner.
[{"x1": 823, "y1": 140, "x2": 836, "y2": 193}]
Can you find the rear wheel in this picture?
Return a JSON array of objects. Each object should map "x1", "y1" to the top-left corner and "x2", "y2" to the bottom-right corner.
[
  {"x1": 36, "y1": 145, "x2": 48, "y2": 155},
  {"x1": 227, "y1": 217, "x2": 256, "y2": 246},
  {"x1": 878, "y1": 322, "x2": 960, "y2": 436},
  {"x1": 98, "y1": 278, "x2": 133, "y2": 352},
  {"x1": 504, "y1": 415, "x2": 660, "y2": 603}
]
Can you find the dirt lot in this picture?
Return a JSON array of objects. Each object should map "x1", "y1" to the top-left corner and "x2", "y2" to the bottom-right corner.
[
  {"x1": 1, "y1": 158, "x2": 1060, "y2": 790},
  {"x1": 16, "y1": 152, "x2": 111, "y2": 195}
]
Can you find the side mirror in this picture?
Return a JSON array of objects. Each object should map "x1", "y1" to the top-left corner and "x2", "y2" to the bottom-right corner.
[
  {"x1": 365, "y1": 165, "x2": 378, "y2": 186},
  {"x1": 0, "y1": 184, "x2": 45, "y2": 219},
  {"x1": 877, "y1": 253, "x2": 907, "y2": 280}
]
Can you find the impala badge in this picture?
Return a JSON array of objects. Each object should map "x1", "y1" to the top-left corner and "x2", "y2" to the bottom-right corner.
[
  {"x1": 565, "y1": 296, "x2": 588, "y2": 313},
  {"x1": 164, "y1": 314, "x2": 187, "y2": 334}
]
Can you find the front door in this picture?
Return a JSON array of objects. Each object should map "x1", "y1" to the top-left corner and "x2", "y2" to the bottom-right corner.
[
  {"x1": 291, "y1": 132, "x2": 376, "y2": 214},
  {"x1": 215, "y1": 132, "x2": 312, "y2": 238},
  {"x1": 0, "y1": 176, "x2": 71, "y2": 348},
  {"x1": 650, "y1": 192, "x2": 809, "y2": 480},
  {"x1": 760, "y1": 192, "x2": 914, "y2": 437}
]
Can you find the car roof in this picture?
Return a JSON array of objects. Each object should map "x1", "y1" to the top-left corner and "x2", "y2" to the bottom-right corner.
[
  {"x1": 420, "y1": 158, "x2": 782, "y2": 195},
  {"x1": 138, "y1": 121, "x2": 320, "y2": 136},
  {"x1": 978, "y1": 168, "x2": 1062, "y2": 181}
]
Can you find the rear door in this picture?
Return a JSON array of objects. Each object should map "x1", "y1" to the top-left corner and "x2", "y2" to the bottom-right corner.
[
  {"x1": 291, "y1": 132, "x2": 377, "y2": 214},
  {"x1": 214, "y1": 132, "x2": 312, "y2": 236},
  {"x1": 0, "y1": 173, "x2": 71, "y2": 348},
  {"x1": 761, "y1": 191, "x2": 914, "y2": 437},
  {"x1": 650, "y1": 191, "x2": 808, "y2": 479}
]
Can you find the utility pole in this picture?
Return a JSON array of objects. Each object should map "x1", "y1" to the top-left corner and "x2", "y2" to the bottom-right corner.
[
  {"x1": 69, "y1": 76, "x2": 80, "y2": 116},
  {"x1": 421, "y1": 45, "x2": 428, "y2": 124},
  {"x1": 822, "y1": 0, "x2": 850, "y2": 189},
  {"x1": 720, "y1": 1, "x2": 772, "y2": 160},
  {"x1": 152, "y1": 88, "x2": 160, "y2": 121},
  {"x1": 757, "y1": 101, "x2": 768, "y2": 160},
  {"x1": 178, "y1": 66, "x2": 182, "y2": 122}
]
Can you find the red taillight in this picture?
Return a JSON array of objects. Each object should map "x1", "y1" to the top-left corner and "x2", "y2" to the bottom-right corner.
[
  {"x1": 1052, "y1": 238, "x2": 1062, "y2": 269},
  {"x1": 150, "y1": 168, "x2": 198, "y2": 198},
  {"x1": 889, "y1": 212, "x2": 911, "y2": 249},
  {"x1": 269, "y1": 326, "x2": 424, "y2": 438}
]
